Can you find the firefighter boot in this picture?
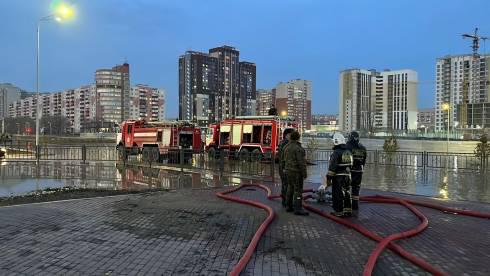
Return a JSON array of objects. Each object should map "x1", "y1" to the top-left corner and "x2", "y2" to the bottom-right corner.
[
  {"x1": 293, "y1": 198, "x2": 309, "y2": 216},
  {"x1": 330, "y1": 211, "x2": 344, "y2": 217},
  {"x1": 352, "y1": 196, "x2": 359, "y2": 210}
]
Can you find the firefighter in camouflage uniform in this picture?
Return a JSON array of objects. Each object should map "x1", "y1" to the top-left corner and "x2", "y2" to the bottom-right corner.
[{"x1": 283, "y1": 131, "x2": 309, "y2": 216}]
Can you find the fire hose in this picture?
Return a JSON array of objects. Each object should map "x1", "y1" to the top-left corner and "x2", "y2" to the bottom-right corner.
[{"x1": 217, "y1": 184, "x2": 489, "y2": 276}]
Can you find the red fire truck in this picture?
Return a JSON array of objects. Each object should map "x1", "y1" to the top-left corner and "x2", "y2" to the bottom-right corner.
[
  {"x1": 116, "y1": 120, "x2": 202, "y2": 163},
  {"x1": 205, "y1": 116, "x2": 297, "y2": 160}
]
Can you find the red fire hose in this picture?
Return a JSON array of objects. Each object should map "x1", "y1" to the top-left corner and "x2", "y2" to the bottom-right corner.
[
  {"x1": 362, "y1": 195, "x2": 490, "y2": 219},
  {"x1": 216, "y1": 184, "x2": 275, "y2": 276},
  {"x1": 360, "y1": 196, "x2": 429, "y2": 276},
  {"x1": 301, "y1": 195, "x2": 445, "y2": 276},
  {"x1": 217, "y1": 184, "x2": 489, "y2": 276}
]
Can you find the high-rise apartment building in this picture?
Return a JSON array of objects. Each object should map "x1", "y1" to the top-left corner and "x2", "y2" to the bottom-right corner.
[
  {"x1": 130, "y1": 85, "x2": 166, "y2": 121},
  {"x1": 178, "y1": 45, "x2": 256, "y2": 126},
  {"x1": 435, "y1": 54, "x2": 490, "y2": 131},
  {"x1": 95, "y1": 63, "x2": 130, "y2": 124},
  {"x1": 275, "y1": 79, "x2": 312, "y2": 131},
  {"x1": 239, "y1": 62, "x2": 257, "y2": 116},
  {"x1": 179, "y1": 51, "x2": 218, "y2": 125},
  {"x1": 209, "y1": 46, "x2": 240, "y2": 120},
  {"x1": 339, "y1": 69, "x2": 418, "y2": 132},
  {"x1": 0, "y1": 83, "x2": 22, "y2": 120},
  {"x1": 256, "y1": 89, "x2": 276, "y2": 116},
  {"x1": 8, "y1": 83, "x2": 163, "y2": 133}
]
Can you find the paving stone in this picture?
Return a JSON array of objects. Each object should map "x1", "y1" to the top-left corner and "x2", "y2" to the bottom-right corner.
[{"x1": 0, "y1": 182, "x2": 488, "y2": 275}]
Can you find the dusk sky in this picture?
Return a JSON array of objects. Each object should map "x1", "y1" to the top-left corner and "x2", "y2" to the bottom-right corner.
[{"x1": 1, "y1": 0, "x2": 489, "y2": 118}]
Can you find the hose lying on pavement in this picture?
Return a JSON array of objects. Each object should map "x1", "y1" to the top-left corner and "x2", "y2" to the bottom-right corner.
[
  {"x1": 216, "y1": 184, "x2": 275, "y2": 276},
  {"x1": 362, "y1": 195, "x2": 490, "y2": 219},
  {"x1": 217, "y1": 184, "x2": 489, "y2": 276},
  {"x1": 301, "y1": 194, "x2": 446, "y2": 276}
]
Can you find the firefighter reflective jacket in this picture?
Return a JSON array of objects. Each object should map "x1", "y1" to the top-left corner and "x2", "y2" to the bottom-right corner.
[
  {"x1": 346, "y1": 141, "x2": 367, "y2": 172},
  {"x1": 327, "y1": 144, "x2": 353, "y2": 177}
]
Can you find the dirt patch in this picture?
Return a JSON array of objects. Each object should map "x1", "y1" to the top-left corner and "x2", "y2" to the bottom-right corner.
[{"x1": 0, "y1": 187, "x2": 167, "y2": 207}]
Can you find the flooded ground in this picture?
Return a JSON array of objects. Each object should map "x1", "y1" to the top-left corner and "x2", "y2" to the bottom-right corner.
[
  {"x1": 302, "y1": 137, "x2": 478, "y2": 153},
  {"x1": 306, "y1": 162, "x2": 490, "y2": 203},
  {"x1": 0, "y1": 161, "x2": 488, "y2": 203}
]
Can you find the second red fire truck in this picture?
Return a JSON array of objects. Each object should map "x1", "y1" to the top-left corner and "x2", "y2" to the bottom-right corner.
[{"x1": 205, "y1": 116, "x2": 298, "y2": 160}]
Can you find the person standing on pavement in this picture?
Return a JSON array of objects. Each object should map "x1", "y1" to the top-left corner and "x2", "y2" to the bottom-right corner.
[
  {"x1": 327, "y1": 133, "x2": 353, "y2": 217},
  {"x1": 284, "y1": 131, "x2": 309, "y2": 216},
  {"x1": 346, "y1": 131, "x2": 367, "y2": 211},
  {"x1": 278, "y1": 128, "x2": 294, "y2": 208}
]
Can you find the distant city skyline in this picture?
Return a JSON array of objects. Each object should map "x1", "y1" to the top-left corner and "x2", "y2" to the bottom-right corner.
[{"x1": 1, "y1": 0, "x2": 489, "y2": 117}]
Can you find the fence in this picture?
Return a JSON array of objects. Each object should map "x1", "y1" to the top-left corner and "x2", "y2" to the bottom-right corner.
[
  {"x1": 1, "y1": 143, "x2": 117, "y2": 162},
  {"x1": 2, "y1": 143, "x2": 489, "y2": 173}
]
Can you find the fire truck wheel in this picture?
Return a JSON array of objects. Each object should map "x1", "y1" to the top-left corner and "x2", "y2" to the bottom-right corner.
[
  {"x1": 150, "y1": 147, "x2": 160, "y2": 163},
  {"x1": 239, "y1": 149, "x2": 250, "y2": 162},
  {"x1": 142, "y1": 147, "x2": 150, "y2": 162},
  {"x1": 251, "y1": 149, "x2": 263, "y2": 161}
]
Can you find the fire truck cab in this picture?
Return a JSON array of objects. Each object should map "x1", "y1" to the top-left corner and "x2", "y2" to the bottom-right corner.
[
  {"x1": 116, "y1": 120, "x2": 202, "y2": 163},
  {"x1": 205, "y1": 116, "x2": 297, "y2": 160}
]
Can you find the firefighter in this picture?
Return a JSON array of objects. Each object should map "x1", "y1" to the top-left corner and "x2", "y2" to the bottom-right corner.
[
  {"x1": 327, "y1": 133, "x2": 353, "y2": 217},
  {"x1": 284, "y1": 131, "x2": 309, "y2": 216},
  {"x1": 278, "y1": 128, "x2": 294, "y2": 207},
  {"x1": 268, "y1": 104, "x2": 278, "y2": 116},
  {"x1": 346, "y1": 131, "x2": 367, "y2": 211}
]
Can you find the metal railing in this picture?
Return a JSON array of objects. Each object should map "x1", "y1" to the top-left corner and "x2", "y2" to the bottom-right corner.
[
  {"x1": 1, "y1": 143, "x2": 117, "y2": 162},
  {"x1": 2, "y1": 144, "x2": 488, "y2": 172},
  {"x1": 305, "y1": 149, "x2": 489, "y2": 170}
]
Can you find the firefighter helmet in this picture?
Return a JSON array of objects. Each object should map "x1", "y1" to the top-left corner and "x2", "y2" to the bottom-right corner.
[
  {"x1": 333, "y1": 133, "x2": 346, "y2": 146},
  {"x1": 349, "y1": 131, "x2": 360, "y2": 143}
]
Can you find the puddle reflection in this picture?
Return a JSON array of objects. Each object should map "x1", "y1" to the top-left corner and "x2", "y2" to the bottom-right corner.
[{"x1": 0, "y1": 161, "x2": 489, "y2": 203}]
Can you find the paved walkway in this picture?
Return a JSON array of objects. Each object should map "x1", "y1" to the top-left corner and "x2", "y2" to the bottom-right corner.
[{"x1": 0, "y1": 182, "x2": 489, "y2": 275}]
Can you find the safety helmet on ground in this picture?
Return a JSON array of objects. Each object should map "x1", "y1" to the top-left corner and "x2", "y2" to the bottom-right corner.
[
  {"x1": 333, "y1": 133, "x2": 346, "y2": 146},
  {"x1": 349, "y1": 131, "x2": 360, "y2": 143}
]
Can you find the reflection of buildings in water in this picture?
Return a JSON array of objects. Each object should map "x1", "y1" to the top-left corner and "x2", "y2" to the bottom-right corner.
[
  {"x1": 117, "y1": 166, "x2": 184, "y2": 190},
  {"x1": 115, "y1": 166, "x2": 229, "y2": 190},
  {"x1": 0, "y1": 162, "x2": 117, "y2": 181}
]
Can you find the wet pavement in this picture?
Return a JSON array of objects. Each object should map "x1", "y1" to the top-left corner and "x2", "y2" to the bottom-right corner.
[
  {"x1": 0, "y1": 182, "x2": 488, "y2": 275},
  {"x1": 1, "y1": 161, "x2": 489, "y2": 204}
]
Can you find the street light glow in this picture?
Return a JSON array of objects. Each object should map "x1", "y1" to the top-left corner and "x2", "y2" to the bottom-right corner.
[
  {"x1": 54, "y1": 2, "x2": 74, "y2": 20},
  {"x1": 442, "y1": 103, "x2": 450, "y2": 111},
  {"x1": 281, "y1": 111, "x2": 287, "y2": 116}
]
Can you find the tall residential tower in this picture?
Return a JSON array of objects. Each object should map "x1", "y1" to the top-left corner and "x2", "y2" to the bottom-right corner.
[
  {"x1": 339, "y1": 69, "x2": 418, "y2": 132},
  {"x1": 178, "y1": 45, "x2": 256, "y2": 126},
  {"x1": 95, "y1": 63, "x2": 130, "y2": 124},
  {"x1": 435, "y1": 54, "x2": 490, "y2": 130}
]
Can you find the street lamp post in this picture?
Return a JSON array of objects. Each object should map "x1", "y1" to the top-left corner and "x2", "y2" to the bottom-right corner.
[
  {"x1": 35, "y1": 3, "x2": 74, "y2": 153},
  {"x1": 442, "y1": 103, "x2": 450, "y2": 153}
]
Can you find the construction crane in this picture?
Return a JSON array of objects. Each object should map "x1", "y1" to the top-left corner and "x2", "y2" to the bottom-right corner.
[
  {"x1": 462, "y1": 28, "x2": 489, "y2": 56},
  {"x1": 461, "y1": 28, "x2": 490, "y2": 98}
]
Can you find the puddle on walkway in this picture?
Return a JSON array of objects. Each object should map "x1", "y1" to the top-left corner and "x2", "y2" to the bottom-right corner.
[
  {"x1": 0, "y1": 161, "x2": 489, "y2": 203},
  {"x1": 0, "y1": 162, "x2": 257, "y2": 198}
]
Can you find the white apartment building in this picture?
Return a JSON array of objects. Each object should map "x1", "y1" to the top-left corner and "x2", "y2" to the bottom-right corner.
[
  {"x1": 130, "y1": 85, "x2": 166, "y2": 121},
  {"x1": 434, "y1": 54, "x2": 490, "y2": 131},
  {"x1": 8, "y1": 84, "x2": 164, "y2": 133},
  {"x1": 339, "y1": 69, "x2": 418, "y2": 132},
  {"x1": 0, "y1": 83, "x2": 22, "y2": 119},
  {"x1": 275, "y1": 79, "x2": 312, "y2": 130}
]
